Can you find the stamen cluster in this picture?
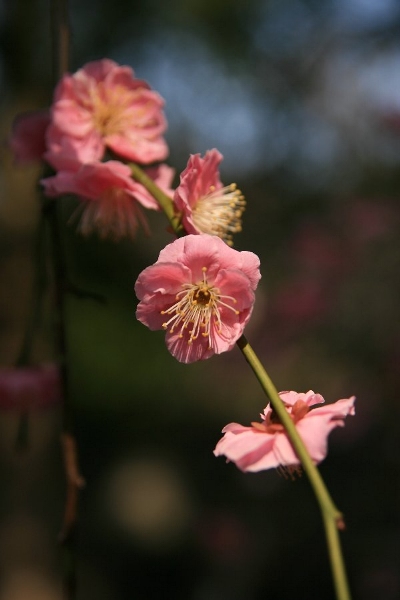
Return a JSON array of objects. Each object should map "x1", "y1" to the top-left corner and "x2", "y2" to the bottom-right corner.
[
  {"x1": 174, "y1": 149, "x2": 246, "y2": 246},
  {"x1": 192, "y1": 183, "x2": 246, "y2": 245},
  {"x1": 160, "y1": 267, "x2": 240, "y2": 346}
]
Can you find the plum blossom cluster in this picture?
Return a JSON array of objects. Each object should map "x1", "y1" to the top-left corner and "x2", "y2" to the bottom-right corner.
[
  {"x1": 214, "y1": 391, "x2": 356, "y2": 473},
  {"x1": 11, "y1": 59, "x2": 173, "y2": 240},
  {"x1": 9, "y1": 57, "x2": 357, "y2": 476},
  {"x1": 135, "y1": 234, "x2": 261, "y2": 363},
  {"x1": 10, "y1": 60, "x2": 245, "y2": 245}
]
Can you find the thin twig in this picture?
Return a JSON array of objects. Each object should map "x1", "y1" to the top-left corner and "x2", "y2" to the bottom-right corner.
[
  {"x1": 50, "y1": 2, "x2": 83, "y2": 597},
  {"x1": 14, "y1": 211, "x2": 48, "y2": 453},
  {"x1": 59, "y1": 432, "x2": 86, "y2": 543}
]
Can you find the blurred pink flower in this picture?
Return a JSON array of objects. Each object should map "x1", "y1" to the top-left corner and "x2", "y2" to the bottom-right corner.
[
  {"x1": 214, "y1": 391, "x2": 355, "y2": 472},
  {"x1": 0, "y1": 364, "x2": 62, "y2": 411},
  {"x1": 9, "y1": 110, "x2": 50, "y2": 164},
  {"x1": 173, "y1": 149, "x2": 245, "y2": 245},
  {"x1": 44, "y1": 123, "x2": 103, "y2": 172},
  {"x1": 270, "y1": 277, "x2": 330, "y2": 324},
  {"x1": 290, "y1": 223, "x2": 348, "y2": 274},
  {"x1": 46, "y1": 59, "x2": 168, "y2": 167},
  {"x1": 135, "y1": 234, "x2": 261, "y2": 363},
  {"x1": 346, "y1": 200, "x2": 397, "y2": 243},
  {"x1": 41, "y1": 160, "x2": 174, "y2": 240}
]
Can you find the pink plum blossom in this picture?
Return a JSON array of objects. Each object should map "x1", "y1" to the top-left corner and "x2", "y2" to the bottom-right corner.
[
  {"x1": 173, "y1": 149, "x2": 246, "y2": 245},
  {"x1": 41, "y1": 160, "x2": 174, "y2": 240},
  {"x1": 44, "y1": 123, "x2": 103, "y2": 172},
  {"x1": 214, "y1": 391, "x2": 356, "y2": 473},
  {"x1": 135, "y1": 234, "x2": 261, "y2": 363},
  {"x1": 0, "y1": 364, "x2": 62, "y2": 411},
  {"x1": 46, "y1": 58, "x2": 168, "y2": 168},
  {"x1": 9, "y1": 110, "x2": 50, "y2": 164}
]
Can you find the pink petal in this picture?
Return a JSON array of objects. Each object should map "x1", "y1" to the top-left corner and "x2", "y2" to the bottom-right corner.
[
  {"x1": 194, "y1": 149, "x2": 223, "y2": 195},
  {"x1": 135, "y1": 262, "x2": 190, "y2": 300},
  {"x1": 45, "y1": 125, "x2": 103, "y2": 170},
  {"x1": 52, "y1": 98, "x2": 95, "y2": 138},
  {"x1": 159, "y1": 235, "x2": 222, "y2": 282},
  {"x1": 136, "y1": 292, "x2": 178, "y2": 331},
  {"x1": 0, "y1": 365, "x2": 62, "y2": 411},
  {"x1": 106, "y1": 133, "x2": 169, "y2": 163},
  {"x1": 81, "y1": 58, "x2": 123, "y2": 82},
  {"x1": 166, "y1": 331, "x2": 213, "y2": 363},
  {"x1": 214, "y1": 429, "x2": 276, "y2": 472},
  {"x1": 308, "y1": 396, "x2": 356, "y2": 419},
  {"x1": 270, "y1": 433, "x2": 301, "y2": 466},
  {"x1": 278, "y1": 390, "x2": 325, "y2": 408},
  {"x1": 213, "y1": 269, "x2": 256, "y2": 312},
  {"x1": 237, "y1": 252, "x2": 262, "y2": 290},
  {"x1": 9, "y1": 110, "x2": 50, "y2": 164}
]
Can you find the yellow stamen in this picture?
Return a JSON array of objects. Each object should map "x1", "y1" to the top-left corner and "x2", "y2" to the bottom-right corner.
[
  {"x1": 192, "y1": 184, "x2": 246, "y2": 246},
  {"x1": 160, "y1": 267, "x2": 240, "y2": 346}
]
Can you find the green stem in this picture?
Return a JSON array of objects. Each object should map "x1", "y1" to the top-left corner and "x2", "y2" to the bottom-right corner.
[
  {"x1": 236, "y1": 335, "x2": 351, "y2": 600},
  {"x1": 236, "y1": 336, "x2": 341, "y2": 519},
  {"x1": 130, "y1": 161, "x2": 352, "y2": 600},
  {"x1": 323, "y1": 514, "x2": 351, "y2": 600},
  {"x1": 129, "y1": 163, "x2": 185, "y2": 236}
]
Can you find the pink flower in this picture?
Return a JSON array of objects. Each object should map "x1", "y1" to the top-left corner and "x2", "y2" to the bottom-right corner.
[
  {"x1": 135, "y1": 234, "x2": 261, "y2": 363},
  {"x1": 44, "y1": 123, "x2": 103, "y2": 172},
  {"x1": 41, "y1": 160, "x2": 174, "y2": 240},
  {"x1": 9, "y1": 110, "x2": 50, "y2": 164},
  {"x1": 214, "y1": 391, "x2": 356, "y2": 472},
  {"x1": 270, "y1": 277, "x2": 330, "y2": 324},
  {"x1": 0, "y1": 364, "x2": 62, "y2": 411},
  {"x1": 46, "y1": 59, "x2": 168, "y2": 168},
  {"x1": 173, "y1": 149, "x2": 246, "y2": 245}
]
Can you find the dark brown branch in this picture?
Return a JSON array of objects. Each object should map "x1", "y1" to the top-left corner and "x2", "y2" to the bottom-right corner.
[{"x1": 59, "y1": 432, "x2": 85, "y2": 543}]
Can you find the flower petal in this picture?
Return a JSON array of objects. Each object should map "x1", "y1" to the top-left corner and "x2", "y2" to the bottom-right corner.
[
  {"x1": 214, "y1": 428, "x2": 277, "y2": 472},
  {"x1": 135, "y1": 262, "x2": 190, "y2": 300}
]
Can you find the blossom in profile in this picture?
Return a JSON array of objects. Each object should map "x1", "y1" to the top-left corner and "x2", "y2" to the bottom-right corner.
[
  {"x1": 173, "y1": 149, "x2": 246, "y2": 245},
  {"x1": 0, "y1": 364, "x2": 62, "y2": 411},
  {"x1": 135, "y1": 234, "x2": 261, "y2": 363},
  {"x1": 46, "y1": 58, "x2": 168, "y2": 168},
  {"x1": 41, "y1": 160, "x2": 174, "y2": 240},
  {"x1": 214, "y1": 391, "x2": 356, "y2": 473},
  {"x1": 9, "y1": 110, "x2": 50, "y2": 164}
]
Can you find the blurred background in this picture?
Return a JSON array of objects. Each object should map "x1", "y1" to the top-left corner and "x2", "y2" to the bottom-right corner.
[{"x1": 1, "y1": 0, "x2": 400, "y2": 598}]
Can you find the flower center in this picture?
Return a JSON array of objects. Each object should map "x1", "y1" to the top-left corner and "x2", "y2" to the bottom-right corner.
[
  {"x1": 251, "y1": 400, "x2": 310, "y2": 434},
  {"x1": 161, "y1": 267, "x2": 239, "y2": 346},
  {"x1": 192, "y1": 184, "x2": 246, "y2": 246},
  {"x1": 90, "y1": 84, "x2": 139, "y2": 138}
]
